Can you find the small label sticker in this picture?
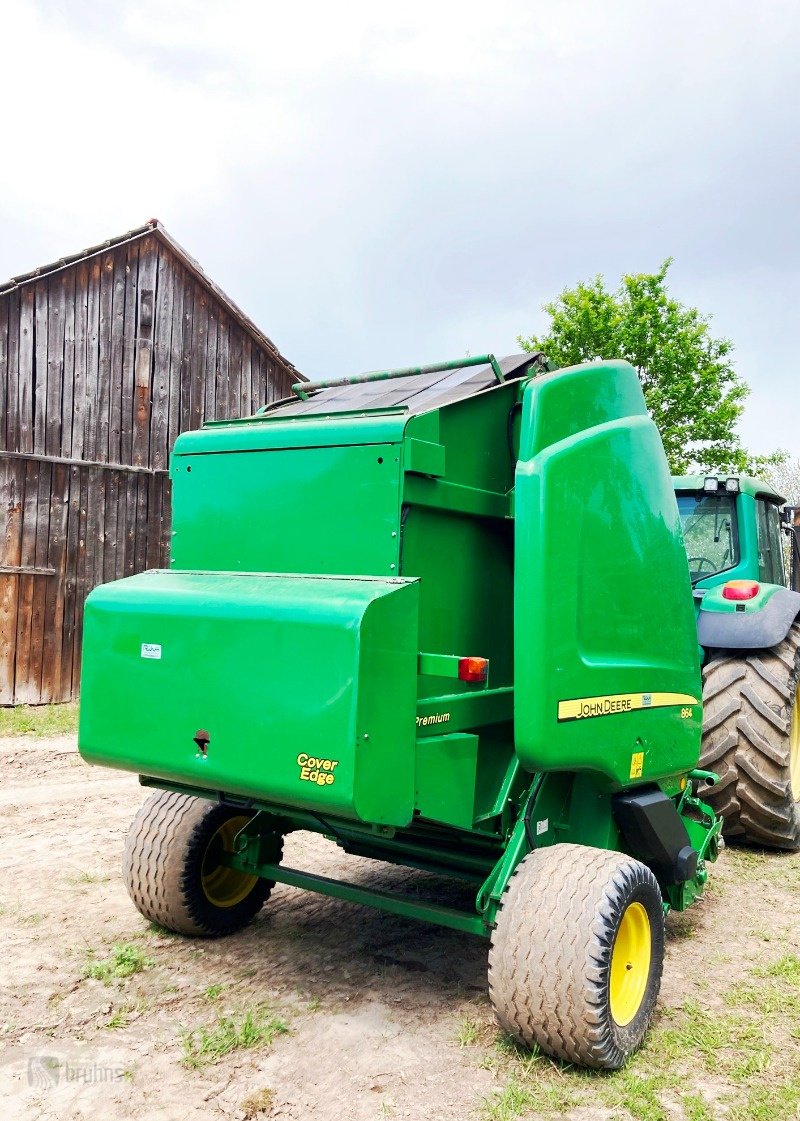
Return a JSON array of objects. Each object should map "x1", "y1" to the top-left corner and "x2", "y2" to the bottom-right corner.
[
  {"x1": 536, "y1": 818, "x2": 549, "y2": 836},
  {"x1": 630, "y1": 751, "x2": 644, "y2": 779},
  {"x1": 141, "y1": 643, "x2": 162, "y2": 660}
]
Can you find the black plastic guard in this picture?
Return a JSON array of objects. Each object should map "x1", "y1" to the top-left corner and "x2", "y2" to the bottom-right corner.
[{"x1": 613, "y1": 785, "x2": 697, "y2": 885}]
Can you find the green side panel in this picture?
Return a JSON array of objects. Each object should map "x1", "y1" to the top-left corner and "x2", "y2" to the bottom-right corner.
[
  {"x1": 170, "y1": 443, "x2": 402, "y2": 577},
  {"x1": 401, "y1": 506, "x2": 514, "y2": 698},
  {"x1": 514, "y1": 361, "x2": 702, "y2": 789},
  {"x1": 174, "y1": 414, "x2": 408, "y2": 453},
  {"x1": 78, "y1": 571, "x2": 419, "y2": 826},
  {"x1": 415, "y1": 732, "x2": 480, "y2": 829}
]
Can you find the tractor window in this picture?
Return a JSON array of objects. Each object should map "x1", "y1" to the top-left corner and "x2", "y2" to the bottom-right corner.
[
  {"x1": 756, "y1": 500, "x2": 786, "y2": 586},
  {"x1": 676, "y1": 493, "x2": 738, "y2": 584}
]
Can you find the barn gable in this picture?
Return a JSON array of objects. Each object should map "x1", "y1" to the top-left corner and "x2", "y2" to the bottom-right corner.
[{"x1": 0, "y1": 220, "x2": 301, "y2": 703}]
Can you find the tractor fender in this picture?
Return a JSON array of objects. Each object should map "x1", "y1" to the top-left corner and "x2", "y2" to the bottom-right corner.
[{"x1": 697, "y1": 586, "x2": 800, "y2": 651}]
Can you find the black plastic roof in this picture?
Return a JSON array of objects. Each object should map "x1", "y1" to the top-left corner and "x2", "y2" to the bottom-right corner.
[{"x1": 262, "y1": 353, "x2": 539, "y2": 419}]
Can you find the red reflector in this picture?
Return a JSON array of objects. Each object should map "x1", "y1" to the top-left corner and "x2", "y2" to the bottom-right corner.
[
  {"x1": 459, "y1": 656, "x2": 488, "y2": 683},
  {"x1": 722, "y1": 580, "x2": 759, "y2": 601}
]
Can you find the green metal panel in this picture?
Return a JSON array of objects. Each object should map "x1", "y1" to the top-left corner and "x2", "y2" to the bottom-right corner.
[
  {"x1": 673, "y1": 473, "x2": 786, "y2": 505},
  {"x1": 79, "y1": 571, "x2": 419, "y2": 826},
  {"x1": 514, "y1": 362, "x2": 702, "y2": 788},
  {"x1": 415, "y1": 733, "x2": 480, "y2": 829},
  {"x1": 170, "y1": 442, "x2": 402, "y2": 576}
]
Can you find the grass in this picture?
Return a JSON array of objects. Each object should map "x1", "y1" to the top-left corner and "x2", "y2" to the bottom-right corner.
[
  {"x1": 478, "y1": 982, "x2": 800, "y2": 1121},
  {"x1": 455, "y1": 1015, "x2": 481, "y2": 1047},
  {"x1": 204, "y1": 983, "x2": 226, "y2": 1002},
  {"x1": 0, "y1": 701, "x2": 79, "y2": 737},
  {"x1": 240, "y1": 1088, "x2": 275, "y2": 1118},
  {"x1": 68, "y1": 870, "x2": 111, "y2": 885},
  {"x1": 180, "y1": 1008, "x2": 289, "y2": 1070},
  {"x1": 83, "y1": 943, "x2": 155, "y2": 983}
]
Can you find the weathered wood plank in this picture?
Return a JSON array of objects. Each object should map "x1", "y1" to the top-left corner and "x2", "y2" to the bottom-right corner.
[
  {"x1": 45, "y1": 273, "x2": 66, "y2": 457},
  {"x1": 179, "y1": 275, "x2": 195, "y2": 433},
  {"x1": 4, "y1": 288, "x2": 21, "y2": 452},
  {"x1": 18, "y1": 287, "x2": 35, "y2": 454},
  {"x1": 41, "y1": 462, "x2": 69, "y2": 702},
  {"x1": 239, "y1": 335, "x2": 251, "y2": 416},
  {"x1": 70, "y1": 262, "x2": 89, "y2": 460},
  {"x1": 25, "y1": 459, "x2": 54, "y2": 702},
  {"x1": 59, "y1": 463, "x2": 81, "y2": 700},
  {"x1": 151, "y1": 245, "x2": 174, "y2": 470},
  {"x1": 119, "y1": 240, "x2": 140, "y2": 467},
  {"x1": 70, "y1": 464, "x2": 90, "y2": 696},
  {"x1": 0, "y1": 460, "x2": 23, "y2": 703},
  {"x1": 189, "y1": 285, "x2": 207, "y2": 431},
  {"x1": 132, "y1": 237, "x2": 157, "y2": 468},
  {"x1": 84, "y1": 259, "x2": 102, "y2": 460},
  {"x1": 166, "y1": 253, "x2": 185, "y2": 459},
  {"x1": 215, "y1": 312, "x2": 230, "y2": 420},
  {"x1": 60, "y1": 269, "x2": 76, "y2": 456},
  {"x1": 123, "y1": 473, "x2": 138, "y2": 577},
  {"x1": 97, "y1": 251, "x2": 115, "y2": 461},
  {"x1": 109, "y1": 247, "x2": 127, "y2": 465},
  {"x1": 0, "y1": 291, "x2": 8, "y2": 447},
  {"x1": 204, "y1": 304, "x2": 218, "y2": 422},
  {"x1": 33, "y1": 280, "x2": 49, "y2": 455},
  {"x1": 13, "y1": 459, "x2": 41, "y2": 702},
  {"x1": 228, "y1": 321, "x2": 243, "y2": 423}
]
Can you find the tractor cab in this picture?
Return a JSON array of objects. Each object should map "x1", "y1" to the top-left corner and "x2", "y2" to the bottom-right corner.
[{"x1": 672, "y1": 474, "x2": 787, "y2": 591}]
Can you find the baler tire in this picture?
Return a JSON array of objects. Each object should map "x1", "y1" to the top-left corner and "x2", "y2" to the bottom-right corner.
[
  {"x1": 123, "y1": 791, "x2": 280, "y2": 937},
  {"x1": 488, "y1": 843, "x2": 664, "y2": 1070},
  {"x1": 700, "y1": 622, "x2": 800, "y2": 851}
]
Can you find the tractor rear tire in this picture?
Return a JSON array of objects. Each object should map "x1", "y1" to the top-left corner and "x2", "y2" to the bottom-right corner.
[
  {"x1": 488, "y1": 843, "x2": 664, "y2": 1070},
  {"x1": 700, "y1": 622, "x2": 800, "y2": 851},
  {"x1": 123, "y1": 791, "x2": 281, "y2": 936}
]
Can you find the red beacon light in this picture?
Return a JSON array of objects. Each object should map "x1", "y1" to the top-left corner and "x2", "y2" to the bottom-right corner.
[
  {"x1": 458, "y1": 656, "x2": 488, "y2": 683},
  {"x1": 722, "y1": 580, "x2": 760, "y2": 601}
]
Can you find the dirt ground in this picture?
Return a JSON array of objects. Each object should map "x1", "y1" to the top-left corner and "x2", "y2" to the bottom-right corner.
[{"x1": 1, "y1": 733, "x2": 799, "y2": 1121}]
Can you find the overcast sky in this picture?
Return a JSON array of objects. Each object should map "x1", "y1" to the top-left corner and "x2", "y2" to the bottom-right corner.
[{"x1": 1, "y1": 0, "x2": 798, "y2": 458}]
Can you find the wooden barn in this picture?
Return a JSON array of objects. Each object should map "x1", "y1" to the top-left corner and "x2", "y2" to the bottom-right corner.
[{"x1": 0, "y1": 220, "x2": 300, "y2": 704}]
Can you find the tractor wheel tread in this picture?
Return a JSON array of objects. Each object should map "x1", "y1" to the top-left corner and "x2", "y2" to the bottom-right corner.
[
  {"x1": 123, "y1": 791, "x2": 280, "y2": 937},
  {"x1": 699, "y1": 623, "x2": 800, "y2": 851},
  {"x1": 488, "y1": 843, "x2": 664, "y2": 1070}
]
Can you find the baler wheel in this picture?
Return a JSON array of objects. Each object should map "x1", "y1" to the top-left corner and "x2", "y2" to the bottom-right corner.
[
  {"x1": 488, "y1": 843, "x2": 664, "y2": 1069},
  {"x1": 123, "y1": 791, "x2": 281, "y2": 936},
  {"x1": 700, "y1": 621, "x2": 800, "y2": 851}
]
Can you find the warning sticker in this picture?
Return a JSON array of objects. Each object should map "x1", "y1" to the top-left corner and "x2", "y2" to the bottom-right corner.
[{"x1": 630, "y1": 752, "x2": 644, "y2": 779}]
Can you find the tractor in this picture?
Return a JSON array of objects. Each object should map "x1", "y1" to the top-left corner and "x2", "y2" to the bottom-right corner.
[
  {"x1": 673, "y1": 475, "x2": 800, "y2": 849},
  {"x1": 79, "y1": 354, "x2": 722, "y2": 1069}
]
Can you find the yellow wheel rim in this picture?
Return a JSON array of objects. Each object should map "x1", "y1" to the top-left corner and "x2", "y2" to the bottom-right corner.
[
  {"x1": 790, "y1": 686, "x2": 800, "y2": 802},
  {"x1": 200, "y1": 816, "x2": 259, "y2": 909},
  {"x1": 609, "y1": 901, "x2": 652, "y2": 1027}
]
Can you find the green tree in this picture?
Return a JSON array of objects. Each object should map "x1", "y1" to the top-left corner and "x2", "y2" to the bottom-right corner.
[{"x1": 518, "y1": 260, "x2": 781, "y2": 474}]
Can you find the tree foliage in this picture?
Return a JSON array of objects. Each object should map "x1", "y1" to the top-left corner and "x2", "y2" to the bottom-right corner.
[{"x1": 518, "y1": 260, "x2": 780, "y2": 475}]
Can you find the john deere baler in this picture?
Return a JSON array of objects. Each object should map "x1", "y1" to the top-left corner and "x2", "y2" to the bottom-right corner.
[{"x1": 79, "y1": 353, "x2": 721, "y2": 1069}]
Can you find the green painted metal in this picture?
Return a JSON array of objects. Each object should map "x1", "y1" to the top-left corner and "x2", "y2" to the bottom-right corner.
[
  {"x1": 673, "y1": 475, "x2": 792, "y2": 648},
  {"x1": 291, "y1": 353, "x2": 507, "y2": 400},
  {"x1": 80, "y1": 572, "x2": 420, "y2": 826},
  {"x1": 699, "y1": 582, "x2": 782, "y2": 615},
  {"x1": 514, "y1": 362, "x2": 702, "y2": 787},
  {"x1": 225, "y1": 858, "x2": 488, "y2": 935},
  {"x1": 673, "y1": 473, "x2": 786, "y2": 505},
  {"x1": 78, "y1": 353, "x2": 720, "y2": 938}
]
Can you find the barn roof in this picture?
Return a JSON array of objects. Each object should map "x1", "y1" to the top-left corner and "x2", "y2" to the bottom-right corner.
[{"x1": 0, "y1": 218, "x2": 301, "y2": 378}]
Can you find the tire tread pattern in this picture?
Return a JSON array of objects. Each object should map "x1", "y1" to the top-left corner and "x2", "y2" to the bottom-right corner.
[{"x1": 700, "y1": 622, "x2": 800, "y2": 850}]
